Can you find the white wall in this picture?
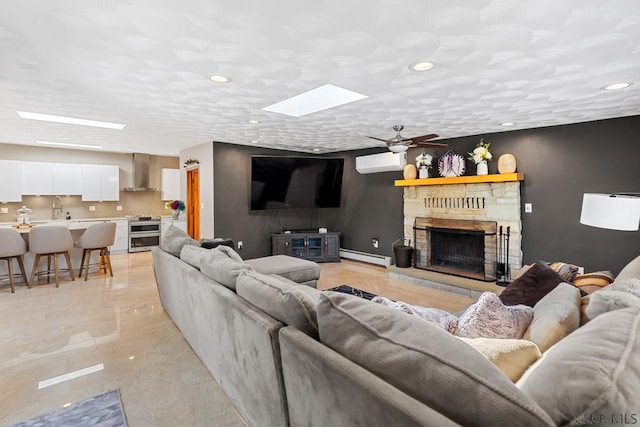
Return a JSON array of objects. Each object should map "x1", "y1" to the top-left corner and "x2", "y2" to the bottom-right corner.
[{"x1": 180, "y1": 142, "x2": 214, "y2": 238}]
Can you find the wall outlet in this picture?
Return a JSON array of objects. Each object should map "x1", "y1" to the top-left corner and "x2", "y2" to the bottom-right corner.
[
  {"x1": 89, "y1": 205, "x2": 96, "y2": 212},
  {"x1": 116, "y1": 205, "x2": 123, "y2": 211},
  {"x1": 372, "y1": 238, "x2": 379, "y2": 248},
  {"x1": 524, "y1": 203, "x2": 533, "y2": 213},
  {"x1": 0, "y1": 207, "x2": 8, "y2": 214},
  {"x1": 577, "y1": 266, "x2": 585, "y2": 274},
  {"x1": 237, "y1": 241, "x2": 243, "y2": 250}
]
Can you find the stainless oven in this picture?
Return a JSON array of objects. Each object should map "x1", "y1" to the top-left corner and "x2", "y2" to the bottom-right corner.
[{"x1": 129, "y1": 216, "x2": 161, "y2": 252}]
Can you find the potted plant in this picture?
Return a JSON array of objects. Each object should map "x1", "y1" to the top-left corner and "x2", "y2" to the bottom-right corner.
[
  {"x1": 415, "y1": 152, "x2": 433, "y2": 179},
  {"x1": 166, "y1": 200, "x2": 185, "y2": 219},
  {"x1": 468, "y1": 139, "x2": 492, "y2": 175}
]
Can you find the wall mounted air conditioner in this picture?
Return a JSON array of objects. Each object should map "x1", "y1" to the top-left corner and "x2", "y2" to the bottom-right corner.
[{"x1": 355, "y1": 152, "x2": 407, "y2": 174}]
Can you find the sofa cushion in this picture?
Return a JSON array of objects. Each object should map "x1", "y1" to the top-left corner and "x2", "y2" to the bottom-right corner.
[
  {"x1": 179, "y1": 245, "x2": 212, "y2": 270},
  {"x1": 236, "y1": 270, "x2": 321, "y2": 338},
  {"x1": 317, "y1": 292, "x2": 554, "y2": 426},
  {"x1": 616, "y1": 254, "x2": 640, "y2": 281},
  {"x1": 200, "y1": 252, "x2": 254, "y2": 290},
  {"x1": 499, "y1": 262, "x2": 565, "y2": 307},
  {"x1": 214, "y1": 245, "x2": 244, "y2": 262},
  {"x1": 245, "y1": 255, "x2": 320, "y2": 286},
  {"x1": 457, "y1": 337, "x2": 542, "y2": 383},
  {"x1": 522, "y1": 283, "x2": 581, "y2": 353},
  {"x1": 160, "y1": 225, "x2": 200, "y2": 257},
  {"x1": 585, "y1": 278, "x2": 640, "y2": 321},
  {"x1": 517, "y1": 307, "x2": 640, "y2": 426},
  {"x1": 456, "y1": 292, "x2": 534, "y2": 339}
]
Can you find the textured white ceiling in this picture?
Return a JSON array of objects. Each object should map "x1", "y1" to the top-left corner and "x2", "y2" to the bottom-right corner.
[{"x1": 0, "y1": 0, "x2": 638, "y2": 155}]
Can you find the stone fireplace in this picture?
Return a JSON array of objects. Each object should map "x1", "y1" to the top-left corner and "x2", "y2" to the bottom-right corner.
[{"x1": 402, "y1": 179, "x2": 523, "y2": 280}]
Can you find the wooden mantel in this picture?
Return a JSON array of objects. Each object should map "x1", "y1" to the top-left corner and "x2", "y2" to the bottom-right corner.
[{"x1": 395, "y1": 172, "x2": 524, "y2": 187}]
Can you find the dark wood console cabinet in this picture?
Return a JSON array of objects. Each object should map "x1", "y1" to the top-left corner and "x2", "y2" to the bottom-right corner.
[{"x1": 271, "y1": 231, "x2": 341, "y2": 262}]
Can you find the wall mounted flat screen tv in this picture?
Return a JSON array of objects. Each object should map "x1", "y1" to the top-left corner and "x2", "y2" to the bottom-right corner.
[{"x1": 251, "y1": 156, "x2": 344, "y2": 210}]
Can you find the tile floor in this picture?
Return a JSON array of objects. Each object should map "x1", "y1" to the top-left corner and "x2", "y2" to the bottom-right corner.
[{"x1": 1, "y1": 252, "x2": 474, "y2": 426}]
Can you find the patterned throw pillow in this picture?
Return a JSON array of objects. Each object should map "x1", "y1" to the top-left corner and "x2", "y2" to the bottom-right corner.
[
  {"x1": 572, "y1": 271, "x2": 615, "y2": 295},
  {"x1": 548, "y1": 261, "x2": 580, "y2": 282},
  {"x1": 371, "y1": 296, "x2": 459, "y2": 334},
  {"x1": 456, "y1": 292, "x2": 534, "y2": 339}
]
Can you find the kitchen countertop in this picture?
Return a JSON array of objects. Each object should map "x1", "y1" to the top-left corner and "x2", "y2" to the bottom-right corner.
[{"x1": 0, "y1": 217, "x2": 129, "y2": 227}]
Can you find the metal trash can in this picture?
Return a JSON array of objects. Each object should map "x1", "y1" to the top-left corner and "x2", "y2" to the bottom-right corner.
[{"x1": 393, "y1": 245, "x2": 414, "y2": 268}]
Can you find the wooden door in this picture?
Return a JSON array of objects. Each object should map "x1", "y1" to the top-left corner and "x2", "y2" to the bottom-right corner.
[{"x1": 186, "y1": 168, "x2": 200, "y2": 240}]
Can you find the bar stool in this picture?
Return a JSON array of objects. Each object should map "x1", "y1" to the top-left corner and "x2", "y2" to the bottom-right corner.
[
  {"x1": 0, "y1": 228, "x2": 29, "y2": 293},
  {"x1": 28, "y1": 225, "x2": 75, "y2": 288},
  {"x1": 75, "y1": 222, "x2": 116, "y2": 281}
]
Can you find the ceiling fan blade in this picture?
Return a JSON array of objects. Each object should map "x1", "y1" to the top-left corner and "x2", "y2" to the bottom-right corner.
[
  {"x1": 415, "y1": 141, "x2": 448, "y2": 148},
  {"x1": 411, "y1": 133, "x2": 439, "y2": 142},
  {"x1": 366, "y1": 136, "x2": 393, "y2": 143}
]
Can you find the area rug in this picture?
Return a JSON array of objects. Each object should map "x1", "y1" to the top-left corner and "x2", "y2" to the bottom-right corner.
[
  {"x1": 10, "y1": 389, "x2": 127, "y2": 427},
  {"x1": 326, "y1": 285, "x2": 378, "y2": 301}
]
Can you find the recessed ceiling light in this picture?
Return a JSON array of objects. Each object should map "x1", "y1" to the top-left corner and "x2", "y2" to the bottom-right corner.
[
  {"x1": 128, "y1": 355, "x2": 136, "y2": 360},
  {"x1": 601, "y1": 82, "x2": 632, "y2": 91},
  {"x1": 62, "y1": 402, "x2": 72, "y2": 408},
  {"x1": 263, "y1": 84, "x2": 368, "y2": 118},
  {"x1": 37, "y1": 140, "x2": 103, "y2": 149},
  {"x1": 209, "y1": 75, "x2": 231, "y2": 83},
  {"x1": 250, "y1": 140, "x2": 259, "y2": 144},
  {"x1": 409, "y1": 61, "x2": 435, "y2": 72},
  {"x1": 247, "y1": 120, "x2": 261, "y2": 124},
  {"x1": 313, "y1": 148, "x2": 320, "y2": 152},
  {"x1": 501, "y1": 122, "x2": 515, "y2": 126},
  {"x1": 17, "y1": 111, "x2": 125, "y2": 129}
]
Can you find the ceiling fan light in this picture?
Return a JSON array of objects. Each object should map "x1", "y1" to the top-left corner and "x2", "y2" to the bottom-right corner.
[{"x1": 388, "y1": 145, "x2": 408, "y2": 153}]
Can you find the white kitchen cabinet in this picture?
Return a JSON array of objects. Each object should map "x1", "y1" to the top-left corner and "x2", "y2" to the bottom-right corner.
[
  {"x1": 100, "y1": 165, "x2": 120, "y2": 201},
  {"x1": 81, "y1": 164, "x2": 120, "y2": 201},
  {"x1": 161, "y1": 168, "x2": 180, "y2": 201},
  {"x1": 111, "y1": 219, "x2": 129, "y2": 254},
  {"x1": 22, "y1": 161, "x2": 53, "y2": 195},
  {"x1": 0, "y1": 159, "x2": 22, "y2": 202},
  {"x1": 161, "y1": 218, "x2": 186, "y2": 236},
  {"x1": 53, "y1": 163, "x2": 82, "y2": 195}
]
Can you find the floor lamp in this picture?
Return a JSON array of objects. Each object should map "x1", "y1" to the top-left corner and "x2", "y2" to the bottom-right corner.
[{"x1": 580, "y1": 193, "x2": 640, "y2": 231}]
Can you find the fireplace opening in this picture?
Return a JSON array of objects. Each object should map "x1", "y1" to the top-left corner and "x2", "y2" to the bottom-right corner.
[
  {"x1": 414, "y1": 217, "x2": 497, "y2": 281},
  {"x1": 431, "y1": 228, "x2": 485, "y2": 274}
]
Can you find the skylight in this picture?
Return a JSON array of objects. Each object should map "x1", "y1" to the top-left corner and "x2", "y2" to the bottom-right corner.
[
  {"x1": 262, "y1": 84, "x2": 368, "y2": 117},
  {"x1": 17, "y1": 111, "x2": 126, "y2": 129}
]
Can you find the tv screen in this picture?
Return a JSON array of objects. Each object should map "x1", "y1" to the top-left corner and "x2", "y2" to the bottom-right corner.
[{"x1": 251, "y1": 156, "x2": 344, "y2": 210}]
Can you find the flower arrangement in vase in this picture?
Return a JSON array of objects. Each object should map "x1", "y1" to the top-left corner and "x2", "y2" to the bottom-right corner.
[
  {"x1": 415, "y1": 152, "x2": 433, "y2": 179},
  {"x1": 166, "y1": 200, "x2": 185, "y2": 219},
  {"x1": 468, "y1": 139, "x2": 492, "y2": 175}
]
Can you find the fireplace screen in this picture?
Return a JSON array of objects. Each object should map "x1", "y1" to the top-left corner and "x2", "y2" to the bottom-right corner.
[{"x1": 414, "y1": 218, "x2": 497, "y2": 281}]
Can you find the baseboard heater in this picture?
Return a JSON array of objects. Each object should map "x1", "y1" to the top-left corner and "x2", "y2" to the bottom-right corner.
[{"x1": 340, "y1": 248, "x2": 391, "y2": 267}]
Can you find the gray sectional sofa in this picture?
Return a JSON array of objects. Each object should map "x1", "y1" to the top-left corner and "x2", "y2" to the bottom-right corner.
[{"x1": 152, "y1": 230, "x2": 640, "y2": 426}]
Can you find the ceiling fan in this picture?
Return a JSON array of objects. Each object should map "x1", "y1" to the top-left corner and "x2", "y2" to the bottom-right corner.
[{"x1": 366, "y1": 125, "x2": 447, "y2": 152}]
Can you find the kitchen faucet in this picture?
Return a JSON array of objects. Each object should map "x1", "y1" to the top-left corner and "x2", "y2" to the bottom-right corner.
[{"x1": 52, "y1": 195, "x2": 63, "y2": 220}]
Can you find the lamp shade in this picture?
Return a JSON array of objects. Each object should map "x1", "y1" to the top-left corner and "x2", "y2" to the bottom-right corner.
[{"x1": 580, "y1": 193, "x2": 640, "y2": 231}]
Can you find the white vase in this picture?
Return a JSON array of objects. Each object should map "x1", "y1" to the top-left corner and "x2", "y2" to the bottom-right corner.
[
  {"x1": 172, "y1": 210, "x2": 180, "y2": 219},
  {"x1": 476, "y1": 161, "x2": 488, "y2": 176},
  {"x1": 419, "y1": 166, "x2": 429, "y2": 179}
]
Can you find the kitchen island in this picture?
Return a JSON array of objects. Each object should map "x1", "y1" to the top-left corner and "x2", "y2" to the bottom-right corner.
[{"x1": 0, "y1": 220, "x2": 117, "y2": 289}]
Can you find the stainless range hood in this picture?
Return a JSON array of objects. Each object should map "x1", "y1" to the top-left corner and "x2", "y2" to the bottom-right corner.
[{"x1": 123, "y1": 153, "x2": 158, "y2": 192}]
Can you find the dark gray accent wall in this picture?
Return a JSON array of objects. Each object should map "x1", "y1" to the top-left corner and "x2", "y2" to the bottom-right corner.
[
  {"x1": 213, "y1": 115, "x2": 639, "y2": 274},
  {"x1": 404, "y1": 115, "x2": 639, "y2": 274}
]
